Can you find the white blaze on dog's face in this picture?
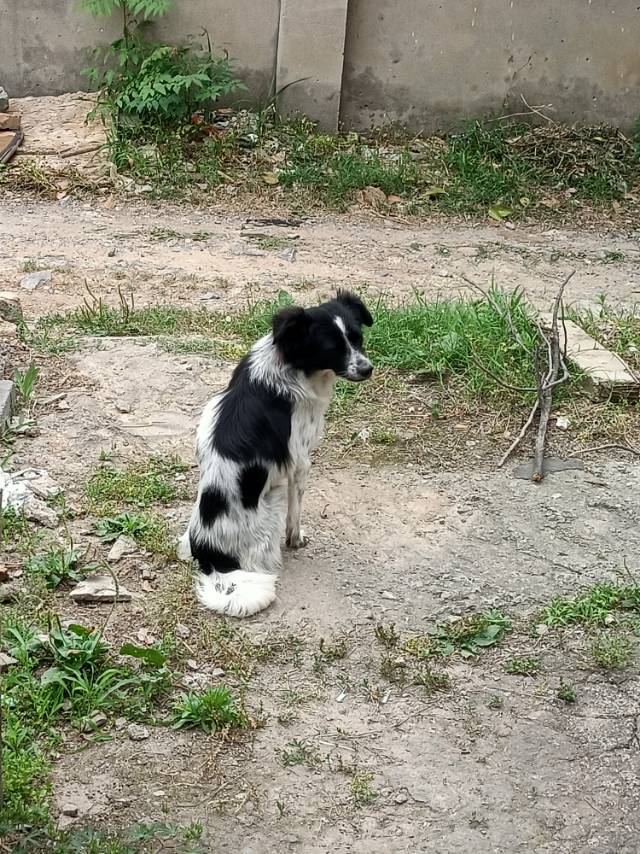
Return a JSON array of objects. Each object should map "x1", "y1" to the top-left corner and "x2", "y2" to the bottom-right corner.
[
  {"x1": 332, "y1": 315, "x2": 373, "y2": 382},
  {"x1": 271, "y1": 290, "x2": 374, "y2": 383}
]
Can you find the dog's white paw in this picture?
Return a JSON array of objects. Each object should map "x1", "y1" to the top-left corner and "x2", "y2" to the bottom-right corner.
[{"x1": 286, "y1": 528, "x2": 309, "y2": 549}]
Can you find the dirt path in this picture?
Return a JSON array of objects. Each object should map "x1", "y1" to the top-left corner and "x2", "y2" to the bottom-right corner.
[
  {"x1": 3, "y1": 198, "x2": 640, "y2": 852},
  {"x1": 3, "y1": 197, "x2": 640, "y2": 320}
]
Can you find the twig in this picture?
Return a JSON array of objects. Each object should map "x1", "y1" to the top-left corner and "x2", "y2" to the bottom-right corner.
[
  {"x1": 498, "y1": 398, "x2": 539, "y2": 467},
  {"x1": 568, "y1": 442, "x2": 640, "y2": 459},
  {"x1": 467, "y1": 349, "x2": 537, "y2": 393},
  {"x1": 461, "y1": 275, "x2": 534, "y2": 356},
  {"x1": 519, "y1": 93, "x2": 557, "y2": 125},
  {"x1": 531, "y1": 271, "x2": 575, "y2": 481}
]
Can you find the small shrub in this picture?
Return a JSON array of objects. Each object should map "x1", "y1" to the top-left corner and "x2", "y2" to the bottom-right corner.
[
  {"x1": 589, "y1": 632, "x2": 634, "y2": 669},
  {"x1": 171, "y1": 685, "x2": 248, "y2": 734},
  {"x1": 557, "y1": 680, "x2": 577, "y2": 703},
  {"x1": 25, "y1": 546, "x2": 87, "y2": 589},
  {"x1": 504, "y1": 656, "x2": 540, "y2": 677}
]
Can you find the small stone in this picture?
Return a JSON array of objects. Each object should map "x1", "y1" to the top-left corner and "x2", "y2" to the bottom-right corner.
[
  {"x1": 141, "y1": 580, "x2": 153, "y2": 593},
  {"x1": 141, "y1": 567, "x2": 155, "y2": 581},
  {"x1": 278, "y1": 247, "x2": 297, "y2": 263},
  {"x1": 107, "y1": 535, "x2": 137, "y2": 562},
  {"x1": 0, "y1": 581, "x2": 21, "y2": 603},
  {"x1": 394, "y1": 791, "x2": 409, "y2": 805},
  {"x1": 555, "y1": 416, "x2": 571, "y2": 431},
  {"x1": 127, "y1": 723, "x2": 150, "y2": 741},
  {"x1": 200, "y1": 291, "x2": 221, "y2": 300},
  {"x1": 115, "y1": 399, "x2": 133, "y2": 414},
  {"x1": 535, "y1": 623, "x2": 549, "y2": 637},
  {"x1": 381, "y1": 590, "x2": 397, "y2": 600},
  {"x1": 186, "y1": 658, "x2": 198, "y2": 671},
  {"x1": 107, "y1": 247, "x2": 116, "y2": 257},
  {"x1": 70, "y1": 574, "x2": 133, "y2": 603},
  {"x1": 0, "y1": 652, "x2": 18, "y2": 671},
  {"x1": 61, "y1": 803, "x2": 79, "y2": 817},
  {"x1": 115, "y1": 716, "x2": 127, "y2": 729},
  {"x1": 0, "y1": 291, "x2": 22, "y2": 323},
  {"x1": 24, "y1": 498, "x2": 58, "y2": 527},
  {"x1": 176, "y1": 623, "x2": 191, "y2": 639},
  {"x1": 0, "y1": 88, "x2": 8, "y2": 112},
  {"x1": 604, "y1": 613, "x2": 615, "y2": 625},
  {"x1": 81, "y1": 710, "x2": 108, "y2": 731},
  {"x1": 20, "y1": 270, "x2": 52, "y2": 291},
  {"x1": 58, "y1": 399, "x2": 70, "y2": 411}
]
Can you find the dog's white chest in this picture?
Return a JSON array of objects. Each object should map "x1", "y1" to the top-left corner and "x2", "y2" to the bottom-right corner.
[{"x1": 290, "y1": 398, "x2": 328, "y2": 464}]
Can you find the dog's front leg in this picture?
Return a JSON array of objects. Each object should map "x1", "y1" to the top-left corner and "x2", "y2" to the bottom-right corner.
[{"x1": 286, "y1": 463, "x2": 310, "y2": 548}]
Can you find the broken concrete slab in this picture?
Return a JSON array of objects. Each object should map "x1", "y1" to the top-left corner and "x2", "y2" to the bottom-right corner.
[
  {"x1": 0, "y1": 380, "x2": 16, "y2": 433},
  {"x1": 70, "y1": 574, "x2": 133, "y2": 603},
  {"x1": 541, "y1": 315, "x2": 639, "y2": 397},
  {"x1": 513, "y1": 457, "x2": 584, "y2": 480},
  {"x1": 0, "y1": 130, "x2": 22, "y2": 163}
]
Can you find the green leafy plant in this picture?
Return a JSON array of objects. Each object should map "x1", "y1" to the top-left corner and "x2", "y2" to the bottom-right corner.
[
  {"x1": 505, "y1": 656, "x2": 540, "y2": 677},
  {"x1": 93, "y1": 511, "x2": 151, "y2": 542},
  {"x1": 404, "y1": 610, "x2": 511, "y2": 659},
  {"x1": 589, "y1": 632, "x2": 634, "y2": 669},
  {"x1": 82, "y1": 0, "x2": 245, "y2": 127},
  {"x1": 25, "y1": 545, "x2": 88, "y2": 589},
  {"x1": 171, "y1": 685, "x2": 248, "y2": 734},
  {"x1": 13, "y1": 362, "x2": 39, "y2": 405}
]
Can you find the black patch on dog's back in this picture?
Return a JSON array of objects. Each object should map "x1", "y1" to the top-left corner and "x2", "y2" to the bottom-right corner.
[
  {"x1": 190, "y1": 533, "x2": 239, "y2": 575},
  {"x1": 199, "y1": 486, "x2": 228, "y2": 526},
  {"x1": 213, "y1": 357, "x2": 292, "y2": 467},
  {"x1": 239, "y1": 463, "x2": 269, "y2": 509}
]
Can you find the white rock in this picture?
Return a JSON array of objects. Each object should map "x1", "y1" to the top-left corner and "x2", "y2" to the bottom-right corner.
[
  {"x1": 20, "y1": 270, "x2": 52, "y2": 290},
  {"x1": 107, "y1": 535, "x2": 137, "y2": 562},
  {"x1": 127, "y1": 723, "x2": 150, "y2": 741},
  {"x1": 0, "y1": 652, "x2": 18, "y2": 671},
  {"x1": 555, "y1": 416, "x2": 571, "y2": 431}
]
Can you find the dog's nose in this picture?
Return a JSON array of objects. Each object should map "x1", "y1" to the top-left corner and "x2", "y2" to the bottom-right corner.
[{"x1": 360, "y1": 363, "x2": 373, "y2": 379}]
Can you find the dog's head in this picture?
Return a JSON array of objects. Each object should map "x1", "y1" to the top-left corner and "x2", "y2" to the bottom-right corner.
[{"x1": 272, "y1": 290, "x2": 374, "y2": 382}]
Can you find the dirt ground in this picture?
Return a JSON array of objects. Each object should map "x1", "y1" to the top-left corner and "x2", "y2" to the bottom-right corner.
[{"x1": 2, "y1": 187, "x2": 640, "y2": 853}]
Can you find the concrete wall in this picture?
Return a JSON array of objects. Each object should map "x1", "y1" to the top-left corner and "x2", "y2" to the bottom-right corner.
[
  {"x1": 2, "y1": 0, "x2": 639, "y2": 130},
  {"x1": 0, "y1": 0, "x2": 279, "y2": 102},
  {"x1": 341, "y1": 0, "x2": 640, "y2": 131}
]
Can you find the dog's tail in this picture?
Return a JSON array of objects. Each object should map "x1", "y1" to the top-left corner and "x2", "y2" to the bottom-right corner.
[{"x1": 195, "y1": 569, "x2": 277, "y2": 618}]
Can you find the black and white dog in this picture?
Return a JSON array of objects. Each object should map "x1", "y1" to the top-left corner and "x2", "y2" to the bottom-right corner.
[{"x1": 178, "y1": 291, "x2": 374, "y2": 618}]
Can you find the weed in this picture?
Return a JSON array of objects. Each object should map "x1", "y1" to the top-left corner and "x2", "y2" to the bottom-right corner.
[
  {"x1": 82, "y1": 0, "x2": 244, "y2": 127},
  {"x1": 379, "y1": 655, "x2": 407, "y2": 685},
  {"x1": 349, "y1": 771, "x2": 378, "y2": 807},
  {"x1": 314, "y1": 636, "x2": 348, "y2": 668},
  {"x1": 277, "y1": 739, "x2": 322, "y2": 769},
  {"x1": 487, "y1": 694, "x2": 504, "y2": 710},
  {"x1": 1, "y1": 506, "x2": 29, "y2": 546},
  {"x1": 412, "y1": 665, "x2": 451, "y2": 693},
  {"x1": 150, "y1": 227, "x2": 182, "y2": 241},
  {"x1": 589, "y1": 632, "x2": 634, "y2": 669},
  {"x1": 93, "y1": 512, "x2": 150, "y2": 542},
  {"x1": 542, "y1": 582, "x2": 640, "y2": 627},
  {"x1": 25, "y1": 545, "x2": 88, "y2": 589},
  {"x1": 505, "y1": 656, "x2": 540, "y2": 677},
  {"x1": 13, "y1": 362, "x2": 39, "y2": 405},
  {"x1": 254, "y1": 236, "x2": 292, "y2": 251},
  {"x1": 171, "y1": 685, "x2": 248, "y2": 734},
  {"x1": 374, "y1": 622, "x2": 399, "y2": 649},
  {"x1": 404, "y1": 610, "x2": 511, "y2": 659},
  {"x1": 85, "y1": 455, "x2": 188, "y2": 511},
  {"x1": 557, "y1": 680, "x2": 577, "y2": 703}
]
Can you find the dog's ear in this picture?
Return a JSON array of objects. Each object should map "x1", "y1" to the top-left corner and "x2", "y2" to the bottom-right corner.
[
  {"x1": 336, "y1": 290, "x2": 373, "y2": 327},
  {"x1": 272, "y1": 306, "x2": 310, "y2": 357}
]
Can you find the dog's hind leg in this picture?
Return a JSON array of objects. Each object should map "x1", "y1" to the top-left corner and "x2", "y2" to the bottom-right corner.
[{"x1": 286, "y1": 462, "x2": 310, "y2": 549}]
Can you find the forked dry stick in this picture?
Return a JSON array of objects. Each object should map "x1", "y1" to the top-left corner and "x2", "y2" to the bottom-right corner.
[{"x1": 531, "y1": 271, "x2": 575, "y2": 481}]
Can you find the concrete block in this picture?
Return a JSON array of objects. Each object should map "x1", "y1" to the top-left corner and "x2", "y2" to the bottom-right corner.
[
  {"x1": 0, "y1": 380, "x2": 15, "y2": 432},
  {"x1": 542, "y1": 316, "x2": 639, "y2": 398},
  {"x1": 276, "y1": 0, "x2": 349, "y2": 131}
]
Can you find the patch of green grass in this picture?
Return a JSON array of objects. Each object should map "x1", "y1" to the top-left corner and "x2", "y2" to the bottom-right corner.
[
  {"x1": 253, "y1": 236, "x2": 292, "y2": 251},
  {"x1": 1, "y1": 506, "x2": 30, "y2": 546},
  {"x1": 93, "y1": 512, "x2": 151, "y2": 542},
  {"x1": 0, "y1": 619, "x2": 174, "y2": 842},
  {"x1": 171, "y1": 686, "x2": 248, "y2": 734},
  {"x1": 313, "y1": 635, "x2": 348, "y2": 670},
  {"x1": 542, "y1": 582, "x2": 640, "y2": 627},
  {"x1": 487, "y1": 694, "x2": 504, "y2": 710},
  {"x1": 349, "y1": 771, "x2": 378, "y2": 807},
  {"x1": 277, "y1": 738, "x2": 322, "y2": 769},
  {"x1": 150, "y1": 227, "x2": 181, "y2": 240},
  {"x1": 85, "y1": 456, "x2": 188, "y2": 512},
  {"x1": 25, "y1": 545, "x2": 89, "y2": 589},
  {"x1": 557, "y1": 680, "x2": 577, "y2": 703},
  {"x1": 505, "y1": 656, "x2": 540, "y2": 677},
  {"x1": 589, "y1": 632, "x2": 634, "y2": 669}
]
